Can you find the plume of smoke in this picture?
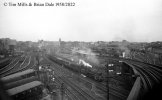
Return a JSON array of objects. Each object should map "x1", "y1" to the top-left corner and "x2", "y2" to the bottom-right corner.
[
  {"x1": 71, "y1": 47, "x2": 100, "y2": 66},
  {"x1": 79, "y1": 59, "x2": 92, "y2": 68},
  {"x1": 118, "y1": 41, "x2": 130, "y2": 58},
  {"x1": 85, "y1": 48, "x2": 99, "y2": 65}
]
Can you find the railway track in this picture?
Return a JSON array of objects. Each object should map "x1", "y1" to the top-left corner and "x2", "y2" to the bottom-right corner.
[
  {"x1": 52, "y1": 64, "x2": 99, "y2": 100},
  {"x1": 55, "y1": 76, "x2": 87, "y2": 100},
  {"x1": 23, "y1": 56, "x2": 37, "y2": 69},
  {"x1": 52, "y1": 75, "x2": 77, "y2": 100},
  {"x1": 0, "y1": 56, "x2": 26, "y2": 77},
  {"x1": 65, "y1": 89, "x2": 78, "y2": 100},
  {"x1": 61, "y1": 76, "x2": 97, "y2": 100},
  {"x1": 2, "y1": 55, "x2": 37, "y2": 77},
  {"x1": 95, "y1": 82, "x2": 128, "y2": 100},
  {"x1": 0, "y1": 57, "x2": 13, "y2": 70},
  {"x1": 131, "y1": 63, "x2": 162, "y2": 91},
  {"x1": 98, "y1": 55, "x2": 162, "y2": 84},
  {"x1": 49, "y1": 51, "x2": 162, "y2": 99},
  {"x1": 0, "y1": 56, "x2": 24, "y2": 76},
  {"x1": 0, "y1": 54, "x2": 37, "y2": 77},
  {"x1": 0, "y1": 57, "x2": 20, "y2": 72},
  {"x1": 42, "y1": 55, "x2": 101, "y2": 100},
  {"x1": 44, "y1": 55, "x2": 131, "y2": 100}
]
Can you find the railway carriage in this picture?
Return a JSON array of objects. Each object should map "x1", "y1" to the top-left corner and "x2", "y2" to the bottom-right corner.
[
  {"x1": 1, "y1": 69, "x2": 38, "y2": 84},
  {"x1": 7, "y1": 81, "x2": 43, "y2": 100},
  {"x1": 48, "y1": 55, "x2": 105, "y2": 82},
  {"x1": 4, "y1": 76, "x2": 38, "y2": 90}
]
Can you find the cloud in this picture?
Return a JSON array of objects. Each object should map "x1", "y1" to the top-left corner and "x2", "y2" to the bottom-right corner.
[{"x1": 0, "y1": 0, "x2": 162, "y2": 42}]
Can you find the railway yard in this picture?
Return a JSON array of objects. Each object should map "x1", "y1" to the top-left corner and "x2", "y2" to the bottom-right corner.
[
  {"x1": 0, "y1": 40, "x2": 162, "y2": 100},
  {"x1": 2, "y1": 0, "x2": 162, "y2": 99}
]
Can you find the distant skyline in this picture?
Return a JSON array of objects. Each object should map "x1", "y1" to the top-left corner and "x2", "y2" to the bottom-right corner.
[{"x1": 0, "y1": 0, "x2": 162, "y2": 42}]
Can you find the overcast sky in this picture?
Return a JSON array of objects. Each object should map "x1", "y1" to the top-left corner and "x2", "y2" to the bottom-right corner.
[{"x1": 0, "y1": 0, "x2": 162, "y2": 42}]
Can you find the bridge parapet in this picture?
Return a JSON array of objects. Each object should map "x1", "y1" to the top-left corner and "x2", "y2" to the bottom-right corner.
[
  {"x1": 123, "y1": 62, "x2": 141, "y2": 100},
  {"x1": 127, "y1": 77, "x2": 141, "y2": 100}
]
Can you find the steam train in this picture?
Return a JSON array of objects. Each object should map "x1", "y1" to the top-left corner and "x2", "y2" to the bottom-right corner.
[{"x1": 47, "y1": 55, "x2": 105, "y2": 82}]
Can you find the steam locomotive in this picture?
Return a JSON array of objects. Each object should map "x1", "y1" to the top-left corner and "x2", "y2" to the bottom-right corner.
[{"x1": 47, "y1": 55, "x2": 105, "y2": 82}]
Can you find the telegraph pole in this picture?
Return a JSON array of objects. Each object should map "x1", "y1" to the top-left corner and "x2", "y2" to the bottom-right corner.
[
  {"x1": 106, "y1": 63, "x2": 109, "y2": 100},
  {"x1": 36, "y1": 51, "x2": 40, "y2": 70},
  {"x1": 61, "y1": 83, "x2": 65, "y2": 100}
]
